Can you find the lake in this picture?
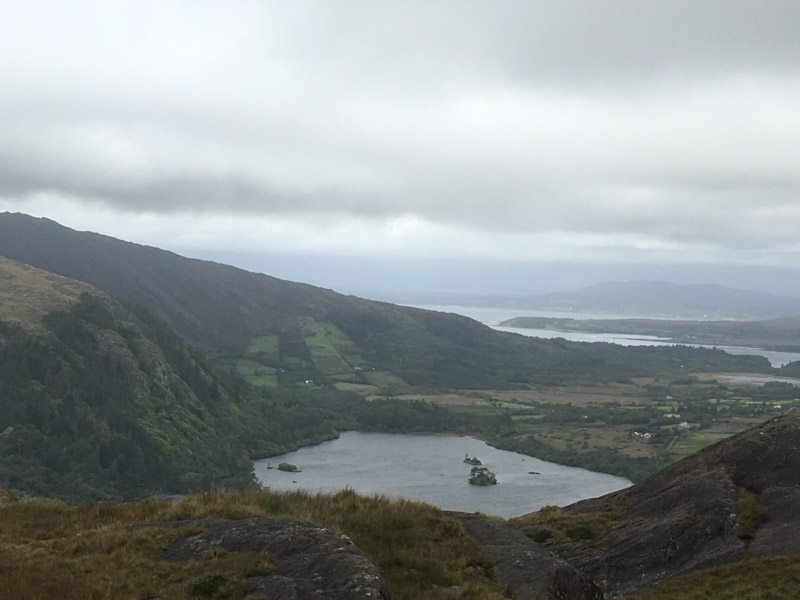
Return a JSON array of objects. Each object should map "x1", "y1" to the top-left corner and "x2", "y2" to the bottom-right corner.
[
  {"x1": 254, "y1": 432, "x2": 631, "y2": 518},
  {"x1": 412, "y1": 304, "x2": 800, "y2": 368}
]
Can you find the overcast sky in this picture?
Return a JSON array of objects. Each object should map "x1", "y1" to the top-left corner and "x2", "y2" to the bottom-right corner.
[{"x1": 2, "y1": 1, "x2": 800, "y2": 292}]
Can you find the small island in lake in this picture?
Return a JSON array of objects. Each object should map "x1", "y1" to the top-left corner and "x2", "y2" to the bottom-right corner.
[
  {"x1": 277, "y1": 462, "x2": 300, "y2": 472},
  {"x1": 468, "y1": 466, "x2": 497, "y2": 486},
  {"x1": 463, "y1": 454, "x2": 482, "y2": 466}
]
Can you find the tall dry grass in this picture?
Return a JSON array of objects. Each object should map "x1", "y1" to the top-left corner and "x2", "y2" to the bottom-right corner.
[{"x1": 0, "y1": 487, "x2": 506, "y2": 599}]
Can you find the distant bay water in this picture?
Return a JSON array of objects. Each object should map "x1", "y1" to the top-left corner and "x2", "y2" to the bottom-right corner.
[
  {"x1": 411, "y1": 305, "x2": 800, "y2": 368},
  {"x1": 255, "y1": 432, "x2": 631, "y2": 518}
]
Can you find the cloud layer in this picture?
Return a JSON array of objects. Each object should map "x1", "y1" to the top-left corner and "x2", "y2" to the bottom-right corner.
[{"x1": 1, "y1": 1, "x2": 799, "y2": 264}]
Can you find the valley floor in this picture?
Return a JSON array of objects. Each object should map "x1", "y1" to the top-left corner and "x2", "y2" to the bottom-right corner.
[{"x1": 364, "y1": 375, "x2": 798, "y2": 482}]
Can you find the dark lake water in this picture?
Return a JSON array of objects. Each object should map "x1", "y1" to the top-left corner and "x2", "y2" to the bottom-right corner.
[
  {"x1": 412, "y1": 305, "x2": 800, "y2": 368},
  {"x1": 254, "y1": 432, "x2": 631, "y2": 518}
]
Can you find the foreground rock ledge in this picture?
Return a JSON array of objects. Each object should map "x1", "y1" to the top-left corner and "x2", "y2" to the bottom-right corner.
[
  {"x1": 535, "y1": 412, "x2": 800, "y2": 597},
  {"x1": 448, "y1": 511, "x2": 603, "y2": 600},
  {"x1": 138, "y1": 517, "x2": 391, "y2": 600}
]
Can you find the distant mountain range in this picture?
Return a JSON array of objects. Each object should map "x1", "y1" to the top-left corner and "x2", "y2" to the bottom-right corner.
[
  {"x1": 407, "y1": 281, "x2": 800, "y2": 319},
  {"x1": 515, "y1": 281, "x2": 800, "y2": 319}
]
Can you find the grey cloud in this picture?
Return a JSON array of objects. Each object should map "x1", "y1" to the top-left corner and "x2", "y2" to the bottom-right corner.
[
  {"x1": 268, "y1": 1, "x2": 800, "y2": 90},
  {"x1": 1, "y1": 0, "x2": 800, "y2": 263}
]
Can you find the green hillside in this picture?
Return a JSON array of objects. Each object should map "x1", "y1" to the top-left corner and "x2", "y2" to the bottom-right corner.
[
  {"x1": 0, "y1": 213, "x2": 775, "y2": 392},
  {"x1": 0, "y1": 257, "x2": 364, "y2": 500}
]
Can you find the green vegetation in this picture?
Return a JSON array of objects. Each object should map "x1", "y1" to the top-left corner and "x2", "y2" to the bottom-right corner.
[
  {"x1": 0, "y1": 257, "x2": 93, "y2": 332},
  {"x1": 327, "y1": 305, "x2": 775, "y2": 389},
  {"x1": 3, "y1": 274, "x2": 795, "y2": 498},
  {"x1": 235, "y1": 360, "x2": 278, "y2": 387},
  {"x1": 501, "y1": 315, "x2": 800, "y2": 354},
  {"x1": 0, "y1": 289, "x2": 366, "y2": 500},
  {"x1": 737, "y1": 488, "x2": 768, "y2": 541},
  {"x1": 0, "y1": 519, "x2": 269, "y2": 599},
  {"x1": 1, "y1": 226, "x2": 797, "y2": 498},
  {"x1": 302, "y1": 319, "x2": 362, "y2": 377},
  {"x1": 624, "y1": 557, "x2": 800, "y2": 600},
  {"x1": 383, "y1": 377, "x2": 800, "y2": 481},
  {"x1": 0, "y1": 488, "x2": 506, "y2": 600},
  {"x1": 363, "y1": 370, "x2": 408, "y2": 391},
  {"x1": 0, "y1": 214, "x2": 779, "y2": 393},
  {"x1": 3, "y1": 224, "x2": 800, "y2": 599},
  {"x1": 245, "y1": 334, "x2": 279, "y2": 357},
  {"x1": 510, "y1": 503, "x2": 628, "y2": 543}
]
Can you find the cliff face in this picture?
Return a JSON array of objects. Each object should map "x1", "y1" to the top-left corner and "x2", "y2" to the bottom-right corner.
[{"x1": 514, "y1": 412, "x2": 800, "y2": 596}]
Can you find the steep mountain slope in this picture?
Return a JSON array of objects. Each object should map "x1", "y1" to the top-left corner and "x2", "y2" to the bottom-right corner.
[
  {"x1": 0, "y1": 257, "x2": 359, "y2": 499},
  {"x1": 511, "y1": 411, "x2": 800, "y2": 596},
  {"x1": 0, "y1": 213, "x2": 774, "y2": 389},
  {"x1": 514, "y1": 280, "x2": 800, "y2": 319}
]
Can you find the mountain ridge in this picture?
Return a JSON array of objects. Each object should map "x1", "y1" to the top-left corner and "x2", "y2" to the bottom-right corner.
[{"x1": 0, "y1": 213, "x2": 776, "y2": 390}]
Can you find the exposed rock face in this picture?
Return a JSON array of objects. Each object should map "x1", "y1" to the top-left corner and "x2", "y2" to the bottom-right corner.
[
  {"x1": 448, "y1": 512, "x2": 603, "y2": 600},
  {"x1": 146, "y1": 517, "x2": 390, "y2": 599},
  {"x1": 531, "y1": 413, "x2": 800, "y2": 597}
]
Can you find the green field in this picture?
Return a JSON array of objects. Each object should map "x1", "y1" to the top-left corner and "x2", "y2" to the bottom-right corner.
[
  {"x1": 245, "y1": 334, "x2": 279, "y2": 358},
  {"x1": 236, "y1": 359, "x2": 278, "y2": 387},
  {"x1": 377, "y1": 377, "x2": 800, "y2": 480},
  {"x1": 302, "y1": 320, "x2": 359, "y2": 376},
  {"x1": 363, "y1": 370, "x2": 408, "y2": 391},
  {"x1": 667, "y1": 420, "x2": 761, "y2": 457},
  {"x1": 334, "y1": 382, "x2": 380, "y2": 394}
]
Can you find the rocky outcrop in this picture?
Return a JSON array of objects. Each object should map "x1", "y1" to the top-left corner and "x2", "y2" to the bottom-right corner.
[
  {"x1": 448, "y1": 512, "x2": 603, "y2": 600},
  {"x1": 525, "y1": 412, "x2": 800, "y2": 597},
  {"x1": 142, "y1": 517, "x2": 390, "y2": 599},
  {"x1": 469, "y1": 466, "x2": 498, "y2": 485}
]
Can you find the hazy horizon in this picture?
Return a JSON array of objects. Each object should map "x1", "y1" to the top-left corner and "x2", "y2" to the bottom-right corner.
[
  {"x1": 2, "y1": 2, "x2": 800, "y2": 299},
  {"x1": 199, "y1": 250, "x2": 800, "y2": 300}
]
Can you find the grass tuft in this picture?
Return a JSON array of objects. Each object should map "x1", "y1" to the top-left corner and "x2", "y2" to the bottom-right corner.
[
  {"x1": 737, "y1": 488, "x2": 768, "y2": 541},
  {"x1": 510, "y1": 502, "x2": 627, "y2": 544},
  {"x1": 0, "y1": 487, "x2": 506, "y2": 600},
  {"x1": 624, "y1": 557, "x2": 800, "y2": 599}
]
